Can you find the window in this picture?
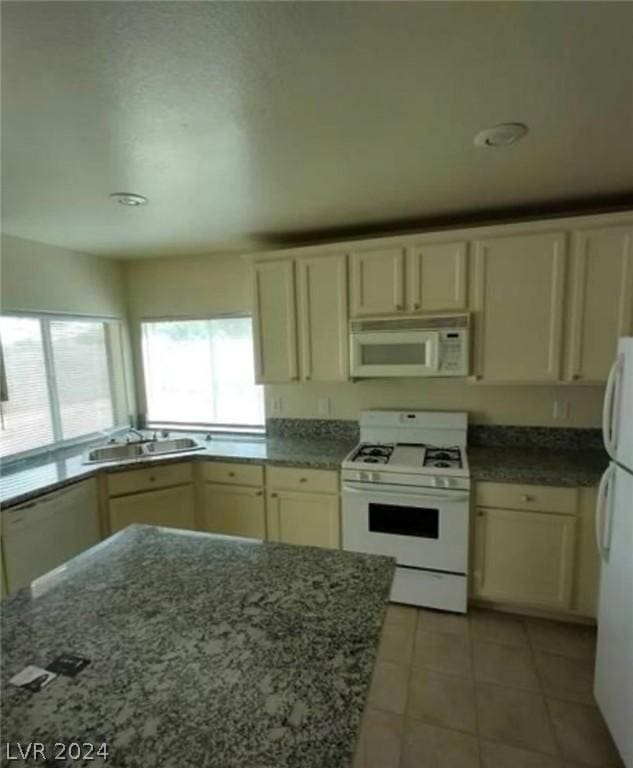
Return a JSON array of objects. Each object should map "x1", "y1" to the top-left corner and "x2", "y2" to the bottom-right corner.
[
  {"x1": 0, "y1": 315, "x2": 127, "y2": 459},
  {"x1": 141, "y1": 317, "x2": 264, "y2": 431}
]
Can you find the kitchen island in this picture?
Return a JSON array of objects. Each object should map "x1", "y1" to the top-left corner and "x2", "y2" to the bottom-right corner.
[{"x1": 0, "y1": 525, "x2": 395, "y2": 767}]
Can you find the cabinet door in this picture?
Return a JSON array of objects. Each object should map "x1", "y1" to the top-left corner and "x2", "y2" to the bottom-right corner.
[
  {"x1": 472, "y1": 232, "x2": 566, "y2": 382},
  {"x1": 201, "y1": 483, "x2": 266, "y2": 539},
  {"x1": 3, "y1": 480, "x2": 100, "y2": 593},
  {"x1": 109, "y1": 485, "x2": 195, "y2": 533},
  {"x1": 267, "y1": 490, "x2": 340, "y2": 549},
  {"x1": 350, "y1": 248, "x2": 405, "y2": 316},
  {"x1": 572, "y1": 487, "x2": 600, "y2": 618},
  {"x1": 297, "y1": 253, "x2": 348, "y2": 381},
  {"x1": 408, "y1": 241, "x2": 468, "y2": 311},
  {"x1": 252, "y1": 260, "x2": 298, "y2": 383},
  {"x1": 566, "y1": 225, "x2": 633, "y2": 383},
  {"x1": 472, "y1": 507, "x2": 576, "y2": 610}
]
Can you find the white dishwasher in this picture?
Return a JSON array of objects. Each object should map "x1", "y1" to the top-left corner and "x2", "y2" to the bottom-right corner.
[{"x1": 3, "y1": 479, "x2": 100, "y2": 593}]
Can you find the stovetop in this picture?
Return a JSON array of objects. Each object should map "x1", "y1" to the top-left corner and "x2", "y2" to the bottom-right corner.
[{"x1": 344, "y1": 442, "x2": 469, "y2": 477}]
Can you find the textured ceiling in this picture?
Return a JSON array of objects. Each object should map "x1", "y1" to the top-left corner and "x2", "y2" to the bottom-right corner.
[{"x1": 2, "y1": 1, "x2": 633, "y2": 259}]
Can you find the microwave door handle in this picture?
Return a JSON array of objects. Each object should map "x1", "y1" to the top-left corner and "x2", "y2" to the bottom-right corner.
[{"x1": 342, "y1": 484, "x2": 470, "y2": 502}]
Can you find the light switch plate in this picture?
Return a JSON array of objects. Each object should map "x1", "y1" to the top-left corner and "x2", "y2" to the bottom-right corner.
[
  {"x1": 271, "y1": 397, "x2": 283, "y2": 415},
  {"x1": 318, "y1": 397, "x2": 331, "y2": 417}
]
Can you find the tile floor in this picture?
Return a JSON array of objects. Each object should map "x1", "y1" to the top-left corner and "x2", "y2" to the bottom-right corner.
[{"x1": 353, "y1": 605, "x2": 623, "y2": 768}]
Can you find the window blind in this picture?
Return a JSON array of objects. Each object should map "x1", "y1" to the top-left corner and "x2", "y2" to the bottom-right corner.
[
  {"x1": 0, "y1": 317, "x2": 55, "y2": 457},
  {"x1": 0, "y1": 315, "x2": 123, "y2": 459},
  {"x1": 50, "y1": 320, "x2": 114, "y2": 439}
]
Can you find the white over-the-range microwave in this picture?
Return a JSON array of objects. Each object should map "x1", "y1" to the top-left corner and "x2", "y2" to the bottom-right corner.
[{"x1": 349, "y1": 314, "x2": 470, "y2": 378}]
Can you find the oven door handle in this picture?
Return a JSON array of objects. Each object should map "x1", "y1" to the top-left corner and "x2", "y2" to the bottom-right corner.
[{"x1": 342, "y1": 484, "x2": 470, "y2": 502}]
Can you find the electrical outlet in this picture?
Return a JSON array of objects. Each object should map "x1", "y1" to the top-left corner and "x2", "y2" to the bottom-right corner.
[
  {"x1": 317, "y1": 397, "x2": 331, "y2": 417},
  {"x1": 271, "y1": 397, "x2": 283, "y2": 415},
  {"x1": 552, "y1": 400, "x2": 569, "y2": 420}
]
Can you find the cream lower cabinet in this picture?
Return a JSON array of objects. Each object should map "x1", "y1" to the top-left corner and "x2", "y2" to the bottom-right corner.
[
  {"x1": 107, "y1": 464, "x2": 195, "y2": 533},
  {"x1": 109, "y1": 485, "x2": 196, "y2": 533},
  {"x1": 266, "y1": 490, "x2": 340, "y2": 549},
  {"x1": 266, "y1": 466, "x2": 340, "y2": 549},
  {"x1": 200, "y1": 461, "x2": 266, "y2": 539},
  {"x1": 472, "y1": 482, "x2": 578, "y2": 612},
  {"x1": 201, "y1": 484, "x2": 266, "y2": 539}
]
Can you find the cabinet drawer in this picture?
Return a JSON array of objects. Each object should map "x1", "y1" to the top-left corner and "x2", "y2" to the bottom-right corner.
[
  {"x1": 107, "y1": 463, "x2": 193, "y2": 497},
  {"x1": 202, "y1": 462, "x2": 264, "y2": 487},
  {"x1": 475, "y1": 482, "x2": 578, "y2": 516},
  {"x1": 266, "y1": 466, "x2": 338, "y2": 494}
]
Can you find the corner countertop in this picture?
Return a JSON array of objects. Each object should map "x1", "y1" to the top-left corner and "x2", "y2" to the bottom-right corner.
[
  {"x1": 1, "y1": 525, "x2": 395, "y2": 768},
  {"x1": 0, "y1": 433, "x2": 607, "y2": 510},
  {"x1": 0, "y1": 435, "x2": 358, "y2": 509}
]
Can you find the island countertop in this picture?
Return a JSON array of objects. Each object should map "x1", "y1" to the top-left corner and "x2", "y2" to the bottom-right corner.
[{"x1": 0, "y1": 525, "x2": 395, "y2": 768}]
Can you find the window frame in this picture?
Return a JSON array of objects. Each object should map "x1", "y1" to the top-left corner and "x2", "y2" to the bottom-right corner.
[
  {"x1": 139, "y1": 313, "x2": 265, "y2": 435},
  {"x1": 0, "y1": 310, "x2": 130, "y2": 462}
]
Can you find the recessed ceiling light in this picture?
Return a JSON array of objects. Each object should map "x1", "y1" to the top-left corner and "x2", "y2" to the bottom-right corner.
[
  {"x1": 109, "y1": 192, "x2": 148, "y2": 206},
  {"x1": 474, "y1": 123, "x2": 528, "y2": 148}
]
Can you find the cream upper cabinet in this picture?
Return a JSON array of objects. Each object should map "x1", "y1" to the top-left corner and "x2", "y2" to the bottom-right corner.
[
  {"x1": 350, "y1": 247, "x2": 405, "y2": 317},
  {"x1": 266, "y1": 489, "x2": 340, "y2": 549},
  {"x1": 566, "y1": 225, "x2": 633, "y2": 383},
  {"x1": 109, "y1": 485, "x2": 196, "y2": 533},
  {"x1": 408, "y1": 241, "x2": 468, "y2": 312},
  {"x1": 472, "y1": 231, "x2": 567, "y2": 383},
  {"x1": 252, "y1": 260, "x2": 298, "y2": 383},
  {"x1": 297, "y1": 253, "x2": 348, "y2": 381},
  {"x1": 472, "y1": 506, "x2": 577, "y2": 610},
  {"x1": 201, "y1": 483, "x2": 266, "y2": 540}
]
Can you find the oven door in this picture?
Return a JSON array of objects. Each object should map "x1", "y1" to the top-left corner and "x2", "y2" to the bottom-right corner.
[
  {"x1": 350, "y1": 330, "x2": 440, "y2": 377},
  {"x1": 342, "y1": 482, "x2": 470, "y2": 574}
]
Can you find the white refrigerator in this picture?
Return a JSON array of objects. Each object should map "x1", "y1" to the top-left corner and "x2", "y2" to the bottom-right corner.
[{"x1": 595, "y1": 337, "x2": 633, "y2": 768}]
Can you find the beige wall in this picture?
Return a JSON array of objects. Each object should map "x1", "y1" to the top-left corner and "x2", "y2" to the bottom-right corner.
[
  {"x1": 264, "y1": 380, "x2": 604, "y2": 427},
  {"x1": 124, "y1": 254, "x2": 250, "y2": 320},
  {"x1": 1, "y1": 234, "x2": 126, "y2": 316}
]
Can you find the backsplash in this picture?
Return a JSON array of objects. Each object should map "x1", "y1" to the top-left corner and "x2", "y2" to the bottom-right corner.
[
  {"x1": 266, "y1": 418, "x2": 359, "y2": 442},
  {"x1": 267, "y1": 418, "x2": 604, "y2": 452},
  {"x1": 467, "y1": 425, "x2": 604, "y2": 451}
]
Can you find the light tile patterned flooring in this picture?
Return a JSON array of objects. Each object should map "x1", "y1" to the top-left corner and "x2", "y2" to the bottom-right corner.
[{"x1": 353, "y1": 605, "x2": 623, "y2": 768}]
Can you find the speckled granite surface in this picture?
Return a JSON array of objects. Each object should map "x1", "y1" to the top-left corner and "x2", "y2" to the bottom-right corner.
[
  {"x1": 267, "y1": 418, "x2": 359, "y2": 442},
  {"x1": 1, "y1": 425, "x2": 607, "y2": 509},
  {"x1": 469, "y1": 425, "x2": 603, "y2": 451},
  {"x1": 1, "y1": 525, "x2": 395, "y2": 768},
  {"x1": 469, "y1": 446, "x2": 607, "y2": 487},
  {"x1": 0, "y1": 435, "x2": 357, "y2": 509}
]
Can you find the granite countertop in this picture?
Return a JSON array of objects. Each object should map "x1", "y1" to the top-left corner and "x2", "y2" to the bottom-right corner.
[
  {"x1": 469, "y1": 446, "x2": 608, "y2": 487},
  {"x1": 1, "y1": 525, "x2": 395, "y2": 768},
  {"x1": 0, "y1": 435, "x2": 357, "y2": 509},
  {"x1": 0, "y1": 430, "x2": 608, "y2": 510}
]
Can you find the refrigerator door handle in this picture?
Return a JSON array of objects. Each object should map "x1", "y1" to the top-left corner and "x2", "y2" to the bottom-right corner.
[
  {"x1": 602, "y1": 356, "x2": 622, "y2": 461},
  {"x1": 595, "y1": 464, "x2": 614, "y2": 562}
]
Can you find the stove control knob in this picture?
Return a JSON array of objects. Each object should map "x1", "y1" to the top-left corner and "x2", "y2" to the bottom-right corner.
[
  {"x1": 371, "y1": 472, "x2": 380, "y2": 483},
  {"x1": 360, "y1": 471, "x2": 370, "y2": 482},
  {"x1": 446, "y1": 478, "x2": 456, "y2": 487},
  {"x1": 434, "y1": 477, "x2": 446, "y2": 488}
]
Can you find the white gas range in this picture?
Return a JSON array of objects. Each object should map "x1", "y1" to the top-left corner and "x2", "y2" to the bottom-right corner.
[{"x1": 341, "y1": 410, "x2": 471, "y2": 613}]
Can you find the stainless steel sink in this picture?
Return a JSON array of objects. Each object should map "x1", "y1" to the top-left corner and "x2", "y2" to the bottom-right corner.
[
  {"x1": 85, "y1": 444, "x2": 146, "y2": 463},
  {"x1": 144, "y1": 437, "x2": 201, "y2": 455},
  {"x1": 84, "y1": 436, "x2": 203, "y2": 464}
]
